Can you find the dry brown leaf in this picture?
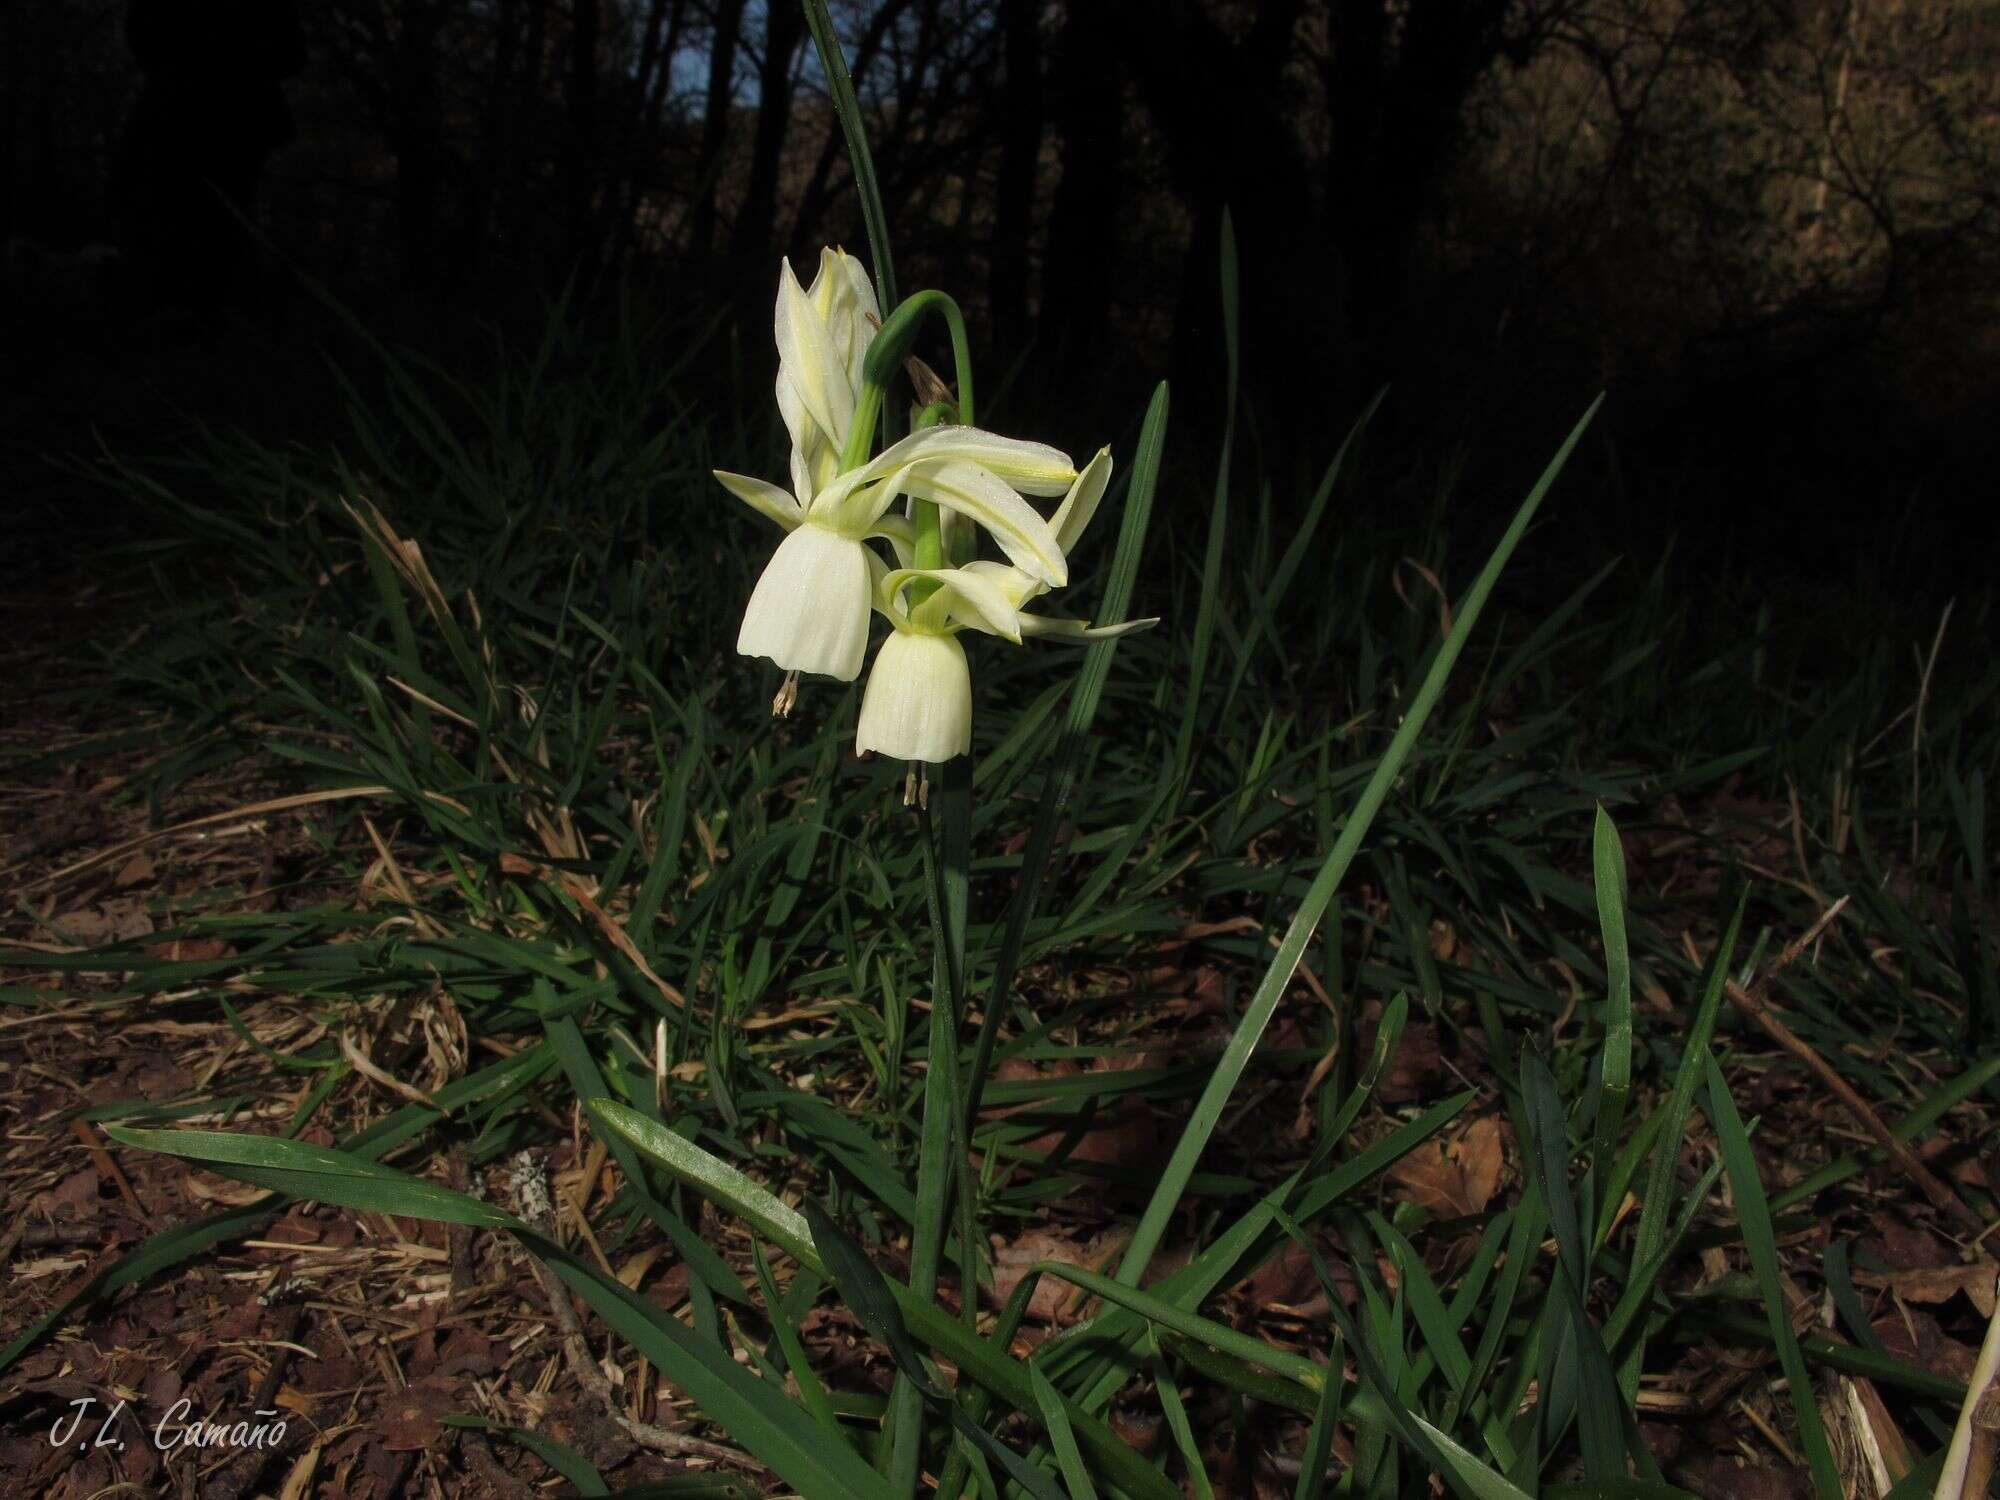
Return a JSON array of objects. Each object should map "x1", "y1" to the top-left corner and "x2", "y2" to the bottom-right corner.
[
  {"x1": 1857, "y1": 1260, "x2": 1999, "y2": 1317},
  {"x1": 377, "y1": 1377, "x2": 455, "y2": 1451},
  {"x1": 143, "y1": 934, "x2": 233, "y2": 962},
  {"x1": 1386, "y1": 1115, "x2": 1506, "y2": 1219},
  {"x1": 50, "y1": 897, "x2": 154, "y2": 945},
  {"x1": 278, "y1": 1435, "x2": 328, "y2": 1500},
  {"x1": 1373, "y1": 1019, "x2": 1446, "y2": 1106},
  {"x1": 183, "y1": 1172, "x2": 272, "y2": 1207},
  {"x1": 989, "y1": 1227, "x2": 1119, "y2": 1322},
  {"x1": 112, "y1": 851, "x2": 155, "y2": 887}
]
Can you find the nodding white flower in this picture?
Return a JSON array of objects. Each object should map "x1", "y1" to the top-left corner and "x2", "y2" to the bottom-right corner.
[
  {"x1": 718, "y1": 413, "x2": 1081, "y2": 683},
  {"x1": 855, "y1": 449, "x2": 1156, "y2": 762},
  {"x1": 857, "y1": 628, "x2": 975, "y2": 763},
  {"x1": 717, "y1": 250, "x2": 1142, "y2": 700}
]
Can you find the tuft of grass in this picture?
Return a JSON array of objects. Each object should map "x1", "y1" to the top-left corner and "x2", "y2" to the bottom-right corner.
[{"x1": 3, "y1": 250, "x2": 1995, "y2": 1497}]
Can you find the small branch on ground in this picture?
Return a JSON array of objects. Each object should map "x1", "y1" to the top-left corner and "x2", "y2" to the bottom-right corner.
[
  {"x1": 1715, "y1": 897, "x2": 1988, "y2": 1238},
  {"x1": 504, "y1": 1150, "x2": 750, "y2": 1470}
]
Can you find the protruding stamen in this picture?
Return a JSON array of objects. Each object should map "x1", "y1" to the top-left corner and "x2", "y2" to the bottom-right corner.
[
  {"x1": 918, "y1": 770, "x2": 930, "y2": 810},
  {"x1": 902, "y1": 768, "x2": 918, "y2": 807},
  {"x1": 772, "y1": 671, "x2": 800, "y2": 717}
]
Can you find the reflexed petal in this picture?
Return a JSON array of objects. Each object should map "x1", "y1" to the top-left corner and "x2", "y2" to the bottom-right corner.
[
  {"x1": 1018, "y1": 614, "x2": 1161, "y2": 642},
  {"x1": 958, "y1": 559, "x2": 1044, "y2": 609},
  {"x1": 901, "y1": 461, "x2": 1068, "y2": 587},
  {"x1": 881, "y1": 566, "x2": 1023, "y2": 642},
  {"x1": 856, "y1": 630, "x2": 973, "y2": 762},
  {"x1": 714, "y1": 469, "x2": 804, "y2": 532},
  {"x1": 736, "y1": 523, "x2": 873, "y2": 681},
  {"x1": 856, "y1": 426, "x2": 1076, "y2": 496},
  {"x1": 1051, "y1": 447, "x2": 1114, "y2": 555}
]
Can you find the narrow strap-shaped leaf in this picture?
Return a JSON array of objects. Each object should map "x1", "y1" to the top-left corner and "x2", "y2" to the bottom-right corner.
[
  {"x1": 594, "y1": 1099, "x2": 1181, "y2": 1500},
  {"x1": 964, "y1": 381, "x2": 1170, "y2": 1122},
  {"x1": 1588, "y1": 807, "x2": 1632, "y2": 1183},
  {"x1": 806, "y1": 1201, "x2": 1069, "y2": 1500},
  {"x1": 442, "y1": 1414, "x2": 609, "y2": 1495},
  {"x1": 1701, "y1": 1055, "x2": 1844, "y2": 1498},
  {"x1": 1030, "y1": 1363, "x2": 1100, "y2": 1500},
  {"x1": 1118, "y1": 399, "x2": 1601, "y2": 1289}
]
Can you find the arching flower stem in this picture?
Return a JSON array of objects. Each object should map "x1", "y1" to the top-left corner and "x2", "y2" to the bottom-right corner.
[{"x1": 839, "y1": 290, "x2": 979, "y2": 588}]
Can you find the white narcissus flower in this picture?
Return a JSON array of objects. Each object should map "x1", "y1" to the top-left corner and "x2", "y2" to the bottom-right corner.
[
  {"x1": 857, "y1": 629, "x2": 975, "y2": 763},
  {"x1": 856, "y1": 448, "x2": 1157, "y2": 763},
  {"x1": 774, "y1": 247, "x2": 879, "y2": 501},
  {"x1": 718, "y1": 424, "x2": 1079, "y2": 682}
]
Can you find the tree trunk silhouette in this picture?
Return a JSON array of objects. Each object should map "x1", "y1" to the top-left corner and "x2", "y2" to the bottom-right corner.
[
  {"x1": 687, "y1": 0, "x2": 747, "y2": 263},
  {"x1": 608, "y1": 0, "x2": 690, "y2": 263},
  {"x1": 562, "y1": 0, "x2": 602, "y2": 273},
  {"x1": 988, "y1": 0, "x2": 1044, "y2": 341},
  {"x1": 729, "y1": 0, "x2": 806, "y2": 298},
  {"x1": 789, "y1": 0, "x2": 915, "y2": 252},
  {"x1": 1040, "y1": 0, "x2": 1121, "y2": 363},
  {"x1": 1321, "y1": 0, "x2": 1517, "y2": 350},
  {"x1": 1117, "y1": 0, "x2": 1315, "y2": 406}
]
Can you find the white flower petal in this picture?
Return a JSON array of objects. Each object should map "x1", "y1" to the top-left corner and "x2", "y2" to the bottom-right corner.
[
  {"x1": 857, "y1": 426, "x2": 1076, "y2": 497},
  {"x1": 1051, "y1": 447, "x2": 1114, "y2": 556},
  {"x1": 774, "y1": 258, "x2": 853, "y2": 460},
  {"x1": 901, "y1": 460, "x2": 1068, "y2": 587},
  {"x1": 736, "y1": 523, "x2": 873, "y2": 681},
  {"x1": 714, "y1": 470, "x2": 804, "y2": 532},
  {"x1": 1018, "y1": 614, "x2": 1160, "y2": 643},
  {"x1": 881, "y1": 567, "x2": 1024, "y2": 643},
  {"x1": 856, "y1": 630, "x2": 972, "y2": 762},
  {"x1": 959, "y1": 559, "x2": 1044, "y2": 609},
  {"x1": 826, "y1": 248, "x2": 880, "y2": 393}
]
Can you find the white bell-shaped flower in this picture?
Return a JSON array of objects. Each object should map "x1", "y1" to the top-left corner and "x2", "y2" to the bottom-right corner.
[
  {"x1": 856, "y1": 629, "x2": 973, "y2": 762},
  {"x1": 854, "y1": 543, "x2": 1155, "y2": 763},
  {"x1": 733, "y1": 521, "x2": 875, "y2": 682},
  {"x1": 716, "y1": 421, "x2": 1078, "y2": 683}
]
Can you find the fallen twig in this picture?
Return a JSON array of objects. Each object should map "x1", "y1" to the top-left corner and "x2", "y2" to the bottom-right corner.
[
  {"x1": 504, "y1": 1151, "x2": 748, "y2": 1470},
  {"x1": 1714, "y1": 897, "x2": 1987, "y2": 1238}
]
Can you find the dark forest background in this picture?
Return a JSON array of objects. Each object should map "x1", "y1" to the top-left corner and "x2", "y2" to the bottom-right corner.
[{"x1": 4, "y1": 0, "x2": 1998, "y2": 585}]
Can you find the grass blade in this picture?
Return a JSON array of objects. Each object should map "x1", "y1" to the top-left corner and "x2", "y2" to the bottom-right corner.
[
  {"x1": 1119, "y1": 398, "x2": 1603, "y2": 1288},
  {"x1": 1702, "y1": 1054, "x2": 1843, "y2": 1497}
]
